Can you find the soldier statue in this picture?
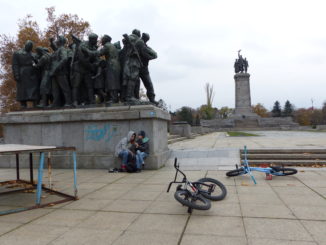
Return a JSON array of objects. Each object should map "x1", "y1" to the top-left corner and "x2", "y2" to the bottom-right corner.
[
  {"x1": 73, "y1": 33, "x2": 99, "y2": 106},
  {"x1": 121, "y1": 29, "x2": 143, "y2": 104},
  {"x1": 85, "y1": 35, "x2": 121, "y2": 104},
  {"x1": 234, "y1": 50, "x2": 249, "y2": 74},
  {"x1": 49, "y1": 35, "x2": 72, "y2": 107},
  {"x1": 139, "y1": 32, "x2": 158, "y2": 104},
  {"x1": 12, "y1": 40, "x2": 40, "y2": 108},
  {"x1": 244, "y1": 58, "x2": 249, "y2": 73},
  {"x1": 12, "y1": 30, "x2": 161, "y2": 110},
  {"x1": 35, "y1": 47, "x2": 52, "y2": 107}
]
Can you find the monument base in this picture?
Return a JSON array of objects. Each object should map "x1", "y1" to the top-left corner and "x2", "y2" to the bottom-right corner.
[
  {"x1": 0, "y1": 105, "x2": 171, "y2": 170},
  {"x1": 201, "y1": 117, "x2": 299, "y2": 130}
]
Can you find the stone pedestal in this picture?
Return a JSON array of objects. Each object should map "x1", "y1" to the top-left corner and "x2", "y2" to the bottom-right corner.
[
  {"x1": 0, "y1": 105, "x2": 171, "y2": 170},
  {"x1": 233, "y1": 73, "x2": 258, "y2": 119}
]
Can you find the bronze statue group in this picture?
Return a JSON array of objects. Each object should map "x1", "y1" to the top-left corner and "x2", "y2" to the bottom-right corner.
[
  {"x1": 234, "y1": 50, "x2": 249, "y2": 73},
  {"x1": 12, "y1": 29, "x2": 158, "y2": 109}
]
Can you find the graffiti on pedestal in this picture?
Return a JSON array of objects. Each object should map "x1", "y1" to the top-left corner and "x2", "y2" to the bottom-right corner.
[{"x1": 84, "y1": 124, "x2": 118, "y2": 142}]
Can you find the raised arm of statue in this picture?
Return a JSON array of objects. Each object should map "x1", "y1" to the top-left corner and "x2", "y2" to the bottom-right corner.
[
  {"x1": 71, "y1": 34, "x2": 82, "y2": 45},
  {"x1": 80, "y1": 44, "x2": 103, "y2": 58},
  {"x1": 49, "y1": 37, "x2": 57, "y2": 51},
  {"x1": 143, "y1": 45, "x2": 158, "y2": 60},
  {"x1": 136, "y1": 40, "x2": 157, "y2": 61}
]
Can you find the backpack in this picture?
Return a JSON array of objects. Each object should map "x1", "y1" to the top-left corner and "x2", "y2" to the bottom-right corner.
[
  {"x1": 126, "y1": 161, "x2": 137, "y2": 173},
  {"x1": 126, "y1": 153, "x2": 137, "y2": 173}
]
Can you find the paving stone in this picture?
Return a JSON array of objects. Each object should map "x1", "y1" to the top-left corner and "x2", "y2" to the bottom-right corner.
[
  {"x1": 115, "y1": 178, "x2": 147, "y2": 184},
  {"x1": 119, "y1": 190, "x2": 162, "y2": 201},
  {"x1": 248, "y1": 238, "x2": 318, "y2": 245},
  {"x1": 86, "y1": 189, "x2": 129, "y2": 200},
  {"x1": 277, "y1": 193, "x2": 326, "y2": 206},
  {"x1": 272, "y1": 186, "x2": 316, "y2": 196},
  {"x1": 31, "y1": 209, "x2": 95, "y2": 227},
  {"x1": 63, "y1": 198, "x2": 113, "y2": 211},
  {"x1": 236, "y1": 185, "x2": 274, "y2": 194},
  {"x1": 313, "y1": 187, "x2": 326, "y2": 197},
  {"x1": 126, "y1": 213, "x2": 188, "y2": 234},
  {"x1": 238, "y1": 193, "x2": 283, "y2": 205},
  {"x1": 112, "y1": 231, "x2": 180, "y2": 245},
  {"x1": 0, "y1": 222, "x2": 22, "y2": 235},
  {"x1": 78, "y1": 211, "x2": 139, "y2": 231},
  {"x1": 102, "y1": 199, "x2": 152, "y2": 213},
  {"x1": 268, "y1": 178, "x2": 305, "y2": 187},
  {"x1": 0, "y1": 224, "x2": 69, "y2": 245},
  {"x1": 135, "y1": 184, "x2": 166, "y2": 192},
  {"x1": 244, "y1": 217, "x2": 314, "y2": 241},
  {"x1": 302, "y1": 220, "x2": 326, "y2": 243},
  {"x1": 0, "y1": 208, "x2": 52, "y2": 224},
  {"x1": 219, "y1": 192, "x2": 239, "y2": 204},
  {"x1": 144, "y1": 200, "x2": 190, "y2": 215},
  {"x1": 50, "y1": 227, "x2": 123, "y2": 245},
  {"x1": 185, "y1": 216, "x2": 245, "y2": 237},
  {"x1": 192, "y1": 202, "x2": 242, "y2": 217},
  {"x1": 288, "y1": 205, "x2": 326, "y2": 220},
  {"x1": 180, "y1": 234, "x2": 247, "y2": 245},
  {"x1": 241, "y1": 204, "x2": 295, "y2": 219}
]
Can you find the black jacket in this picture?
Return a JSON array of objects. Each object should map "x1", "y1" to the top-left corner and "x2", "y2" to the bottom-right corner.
[{"x1": 136, "y1": 137, "x2": 149, "y2": 154}]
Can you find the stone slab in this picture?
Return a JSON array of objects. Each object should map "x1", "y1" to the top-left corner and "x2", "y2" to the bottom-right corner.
[{"x1": 0, "y1": 105, "x2": 170, "y2": 169}]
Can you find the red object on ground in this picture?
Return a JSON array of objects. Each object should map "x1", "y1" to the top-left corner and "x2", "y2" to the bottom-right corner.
[{"x1": 265, "y1": 173, "x2": 273, "y2": 180}]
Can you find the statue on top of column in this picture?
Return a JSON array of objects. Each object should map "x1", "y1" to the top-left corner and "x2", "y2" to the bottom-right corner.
[{"x1": 234, "y1": 50, "x2": 249, "y2": 74}]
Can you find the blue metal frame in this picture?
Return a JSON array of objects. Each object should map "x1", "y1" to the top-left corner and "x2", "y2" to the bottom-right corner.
[
  {"x1": 0, "y1": 147, "x2": 78, "y2": 215},
  {"x1": 36, "y1": 150, "x2": 78, "y2": 206},
  {"x1": 73, "y1": 151, "x2": 78, "y2": 197},
  {"x1": 239, "y1": 145, "x2": 294, "y2": 184},
  {"x1": 36, "y1": 152, "x2": 45, "y2": 205}
]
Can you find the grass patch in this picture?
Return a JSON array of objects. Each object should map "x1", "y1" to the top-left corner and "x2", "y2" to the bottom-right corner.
[{"x1": 227, "y1": 131, "x2": 259, "y2": 137}]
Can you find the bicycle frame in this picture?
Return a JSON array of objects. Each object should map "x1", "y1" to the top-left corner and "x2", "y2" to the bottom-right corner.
[
  {"x1": 242, "y1": 146, "x2": 257, "y2": 184},
  {"x1": 167, "y1": 158, "x2": 212, "y2": 196},
  {"x1": 240, "y1": 146, "x2": 291, "y2": 183}
]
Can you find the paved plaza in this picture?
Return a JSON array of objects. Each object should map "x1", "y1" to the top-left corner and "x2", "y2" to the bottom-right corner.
[{"x1": 0, "y1": 131, "x2": 325, "y2": 244}]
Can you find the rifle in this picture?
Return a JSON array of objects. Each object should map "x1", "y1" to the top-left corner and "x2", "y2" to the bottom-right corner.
[{"x1": 122, "y1": 34, "x2": 143, "y2": 67}]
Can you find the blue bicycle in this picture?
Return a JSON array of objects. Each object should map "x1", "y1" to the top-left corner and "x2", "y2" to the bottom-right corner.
[{"x1": 226, "y1": 146, "x2": 297, "y2": 184}]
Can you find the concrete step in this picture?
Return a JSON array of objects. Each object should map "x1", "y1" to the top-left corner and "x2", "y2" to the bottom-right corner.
[
  {"x1": 241, "y1": 149, "x2": 326, "y2": 154},
  {"x1": 168, "y1": 134, "x2": 181, "y2": 140},
  {"x1": 242, "y1": 154, "x2": 326, "y2": 160},
  {"x1": 240, "y1": 149, "x2": 326, "y2": 166},
  {"x1": 168, "y1": 137, "x2": 188, "y2": 144},
  {"x1": 191, "y1": 133, "x2": 201, "y2": 137},
  {"x1": 243, "y1": 160, "x2": 326, "y2": 166}
]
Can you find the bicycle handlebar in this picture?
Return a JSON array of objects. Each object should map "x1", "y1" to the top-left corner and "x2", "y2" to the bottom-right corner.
[{"x1": 167, "y1": 158, "x2": 187, "y2": 192}]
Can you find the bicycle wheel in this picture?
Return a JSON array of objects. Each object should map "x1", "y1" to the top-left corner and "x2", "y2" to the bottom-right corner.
[
  {"x1": 174, "y1": 190, "x2": 211, "y2": 210},
  {"x1": 196, "y1": 178, "x2": 227, "y2": 201},
  {"x1": 271, "y1": 167, "x2": 297, "y2": 176},
  {"x1": 226, "y1": 167, "x2": 246, "y2": 177}
]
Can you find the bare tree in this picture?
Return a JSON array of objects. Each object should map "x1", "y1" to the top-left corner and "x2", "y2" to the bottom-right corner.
[{"x1": 205, "y1": 83, "x2": 215, "y2": 108}]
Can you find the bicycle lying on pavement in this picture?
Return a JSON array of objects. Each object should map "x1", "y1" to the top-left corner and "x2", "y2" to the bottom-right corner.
[
  {"x1": 167, "y1": 158, "x2": 227, "y2": 213},
  {"x1": 226, "y1": 146, "x2": 298, "y2": 184}
]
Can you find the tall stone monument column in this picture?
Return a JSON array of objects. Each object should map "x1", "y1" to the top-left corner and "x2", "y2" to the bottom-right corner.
[{"x1": 234, "y1": 73, "x2": 256, "y2": 117}]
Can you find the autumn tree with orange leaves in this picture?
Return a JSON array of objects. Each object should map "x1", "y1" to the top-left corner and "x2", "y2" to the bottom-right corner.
[{"x1": 0, "y1": 7, "x2": 91, "y2": 112}]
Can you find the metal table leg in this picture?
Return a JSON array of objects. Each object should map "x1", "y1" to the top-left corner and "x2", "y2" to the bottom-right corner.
[
  {"x1": 29, "y1": 153, "x2": 34, "y2": 184},
  {"x1": 36, "y1": 152, "x2": 45, "y2": 206},
  {"x1": 15, "y1": 154, "x2": 20, "y2": 180},
  {"x1": 73, "y1": 151, "x2": 78, "y2": 198}
]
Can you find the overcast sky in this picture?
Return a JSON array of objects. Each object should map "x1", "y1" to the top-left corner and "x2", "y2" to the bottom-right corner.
[{"x1": 1, "y1": 0, "x2": 326, "y2": 111}]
